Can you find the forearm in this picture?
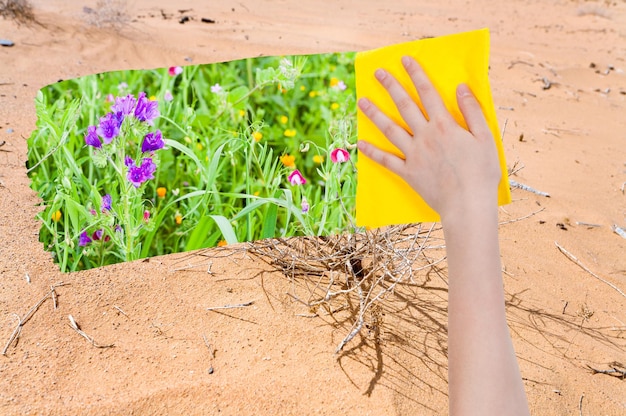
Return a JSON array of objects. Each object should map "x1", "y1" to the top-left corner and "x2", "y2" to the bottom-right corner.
[{"x1": 442, "y1": 203, "x2": 529, "y2": 416}]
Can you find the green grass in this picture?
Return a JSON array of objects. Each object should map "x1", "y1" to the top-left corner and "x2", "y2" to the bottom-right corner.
[{"x1": 27, "y1": 52, "x2": 359, "y2": 272}]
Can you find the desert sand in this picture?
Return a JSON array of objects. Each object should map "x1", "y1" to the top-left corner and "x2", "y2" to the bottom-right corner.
[{"x1": 1, "y1": 0, "x2": 625, "y2": 414}]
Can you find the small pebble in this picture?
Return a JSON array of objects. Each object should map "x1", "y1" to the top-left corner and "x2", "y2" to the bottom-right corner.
[
  {"x1": 0, "y1": 39, "x2": 14, "y2": 47},
  {"x1": 7, "y1": 128, "x2": 14, "y2": 133}
]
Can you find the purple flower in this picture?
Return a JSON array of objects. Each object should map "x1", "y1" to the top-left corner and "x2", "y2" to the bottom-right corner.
[
  {"x1": 124, "y1": 155, "x2": 133, "y2": 167},
  {"x1": 111, "y1": 94, "x2": 137, "y2": 116},
  {"x1": 301, "y1": 197, "x2": 310, "y2": 214},
  {"x1": 101, "y1": 194, "x2": 112, "y2": 212},
  {"x1": 79, "y1": 231, "x2": 92, "y2": 247},
  {"x1": 96, "y1": 112, "x2": 122, "y2": 144},
  {"x1": 336, "y1": 81, "x2": 347, "y2": 91},
  {"x1": 164, "y1": 90, "x2": 173, "y2": 102},
  {"x1": 210, "y1": 83, "x2": 222, "y2": 94},
  {"x1": 134, "y1": 92, "x2": 160, "y2": 124},
  {"x1": 92, "y1": 229, "x2": 104, "y2": 241},
  {"x1": 84, "y1": 125, "x2": 101, "y2": 148},
  {"x1": 330, "y1": 148, "x2": 350, "y2": 163},
  {"x1": 288, "y1": 169, "x2": 306, "y2": 186},
  {"x1": 141, "y1": 130, "x2": 164, "y2": 153},
  {"x1": 126, "y1": 157, "x2": 156, "y2": 188}
]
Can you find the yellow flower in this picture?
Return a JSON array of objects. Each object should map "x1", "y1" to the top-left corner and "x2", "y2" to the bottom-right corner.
[
  {"x1": 239, "y1": 109, "x2": 246, "y2": 117},
  {"x1": 253, "y1": 191, "x2": 260, "y2": 196},
  {"x1": 175, "y1": 213, "x2": 183, "y2": 225},
  {"x1": 299, "y1": 85, "x2": 306, "y2": 91},
  {"x1": 218, "y1": 240, "x2": 228, "y2": 247},
  {"x1": 313, "y1": 155, "x2": 324, "y2": 164},
  {"x1": 279, "y1": 115, "x2": 288, "y2": 124},
  {"x1": 252, "y1": 131, "x2": 263, "y2": 142},
  {"x1": 284, "y1": 129, "x2": 297, "y2": 138},
  {"x1": 309, "y1": 91, "x2": 317, "y2": 98},
  {"x1": 157, "y1": 187, "x2": 167, "y2": 198},
  {"x1": 331, "y1": 102, "x2": 339, "y2": 110},
  {"x1": 329, "y1": 77, "x2": 339, "y2": 87},
  {"x1": 149, "y1": 95, "x2": 157, "y2": 101},
  {"x1": 280, "y1": 154, "x2": 295, "y2": 168},
  {"x1": 51, "y1": 210, "x2": 62, "y2": 222}
]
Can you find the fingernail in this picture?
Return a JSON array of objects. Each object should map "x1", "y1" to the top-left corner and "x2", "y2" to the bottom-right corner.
[
  {"x1": 357, "y1": 140, "x2": 368, "y2": 151},
  {"x1": 401, "y1": 56, "x2": 412, "y2": 68},
  {"x1": 374, "y1": 68, "x2": 386, "y2": 81},
  {"x1": 457, "y1": 83, "x2": 472, "y2": 97},
  {"x1": 358, "y1": 97, "x2": 371, "y2": 110}
]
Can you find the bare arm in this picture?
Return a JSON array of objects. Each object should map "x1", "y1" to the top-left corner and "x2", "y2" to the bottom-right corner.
[{"x1": 357, "y1": 56, "x2": 530, "y2": 416}]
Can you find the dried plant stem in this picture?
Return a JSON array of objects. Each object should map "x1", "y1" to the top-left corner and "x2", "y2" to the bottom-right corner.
[
  {"x1": 206, "y1": 301, "x2": 254, "y2": 311},
  {"x1": 509, "y1": 179, "x2": 550, "y2": 197},
  {"x1": 612, "y1": 224, "x2": 626, "y2": 239},
  {"x1": 243, "y1": 224, "x2": 443, "y2": 353},
  {"x1": 499, "y1": 207, "x2": 545, "y2": 225},
  {"x1": 555, "y1": 242, "x2": 626, "y2": 298},
  {"x1": 2, "y1": 282, "x2": 69, "y2": 355},
  {"x1": 67, "y1": 315, "x2": 114, "y2": 349},
  {"x1": 586, "y1": 362, "x2": 626, "y2": 380}
]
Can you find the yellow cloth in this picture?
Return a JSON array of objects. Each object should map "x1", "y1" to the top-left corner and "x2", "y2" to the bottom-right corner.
[{"x1": 355, "y1": 28, "x2": 511, "y2": 227}]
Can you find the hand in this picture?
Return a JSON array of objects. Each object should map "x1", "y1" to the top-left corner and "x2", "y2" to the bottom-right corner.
[{"x1": 357, "y1": 56, "x2": 502, "y2": 222}]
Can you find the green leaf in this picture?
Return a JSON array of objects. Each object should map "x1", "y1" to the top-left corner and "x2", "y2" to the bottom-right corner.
[
  {"x1": 210, "y1": 215, "x2": 238, "y2": 245},
  {"x1": 185, "y1": 215, "x2": 215, "y2": 251},
  {"x1": 227, "y1": 85, "x2": 250, "y2": 110},
  {"x1": 261, "y1": 201, "x2": 278, "y2": 239}
]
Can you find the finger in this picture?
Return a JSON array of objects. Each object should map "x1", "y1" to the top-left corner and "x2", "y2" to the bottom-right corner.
[
  {"x1": 401, "y1": 56, "x2": 449, "y2": 121},
  {"x1": 358, "y1": 97, "x2": 412, "y2": 154},
  {"x1": 456, "y1": 84, "x2": 493, "y2": 141},
  {"x1": 374, "y1": 67, "x2": 427, "y2": 132},
  {"x1": 357, "y1": 140, "x2": 406, "y2": 177}
]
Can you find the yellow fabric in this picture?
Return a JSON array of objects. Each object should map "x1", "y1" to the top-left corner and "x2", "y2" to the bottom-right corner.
[{"x1": 355, "y1": 28, "x2": 511, "y2": 227}]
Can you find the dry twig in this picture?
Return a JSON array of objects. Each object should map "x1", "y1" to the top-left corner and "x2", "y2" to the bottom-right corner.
[
  {"x1": 206, "y1": 301, "x2": 255, "y2": 311},
  {"x1": 555, "y1": 242, "x2": 626, "y2": 298},
  {"x1": 244, "y1": 224, "x2": 443, "y2": 353},
  {"x1": 67, "y1": 315, "x2": 114, "y2": 349},
  {"x1": 0, "y1": 0, "x2": 35, "y2": 24},
  {"x1": 2, "y1": 282, "x2": 69, "y2": 355},
  {"x1": 509, "y1": 179, "x2": 550, "y2": 197},
  {"x1": 586, "y1": 362, "x2": 626, "y2": 380}
]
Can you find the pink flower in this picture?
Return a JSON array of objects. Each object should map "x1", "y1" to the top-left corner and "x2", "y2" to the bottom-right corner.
[
  {"x1": 288, "y1": 169, "x2": 306, "y2": 186},
  {"x1": 164, "y1": 90, "x2": 173, "y2": 102},
  {"x1": 168, "y1": 66, "x2": 183, "y2": 76},
  {"x1": 210, "y1": 83, "x2": 223, "y2": 94},
  {"x1": 143, "y1": 210, "x2": 150, "y2": 222},
  {"x1": 330, "y1": 148, "x2": 350, "y2": 163}
]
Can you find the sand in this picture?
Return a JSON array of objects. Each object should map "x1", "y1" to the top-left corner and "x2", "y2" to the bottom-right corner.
[{"x1": 1, "y1": 0, "x2": 625, "y2": 414}]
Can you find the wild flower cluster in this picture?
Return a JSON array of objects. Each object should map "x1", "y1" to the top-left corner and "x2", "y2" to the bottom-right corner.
[{"x1": 80, "y1": 92, "x2": 164, "y2": 257}]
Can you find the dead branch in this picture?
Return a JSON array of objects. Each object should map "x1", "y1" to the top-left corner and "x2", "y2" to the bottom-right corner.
[
  {"x1": 509, "y1": 179, "x2": 550, "y2": 197},
  {"x1": 244, "y1": 224, "x2": 444, "y2": 353},
  {"x1": 2, "y1": 282, "x2": 70, "y2": 355},
  {"x1": 206, "y1": 301, "x2": 255, "y2": 311},
  {"x1": 586, "y1": 362, "x2": 626, "y2": 380},
  {"x1": 555, "y1": 242, "x2": 626, "y2": 298},
  {"x1": 67, "y1": 315, "x2": 114, "y2": 349}
]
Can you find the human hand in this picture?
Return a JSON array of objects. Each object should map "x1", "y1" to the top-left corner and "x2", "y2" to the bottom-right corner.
[{"x1": 357, "y1": 56, "x2": 502, "y2": 222}]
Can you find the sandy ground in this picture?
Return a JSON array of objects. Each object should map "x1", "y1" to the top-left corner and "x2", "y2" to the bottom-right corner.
[{"x1": 1, "y1": 0, "x2": 625, "y2": 414}]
